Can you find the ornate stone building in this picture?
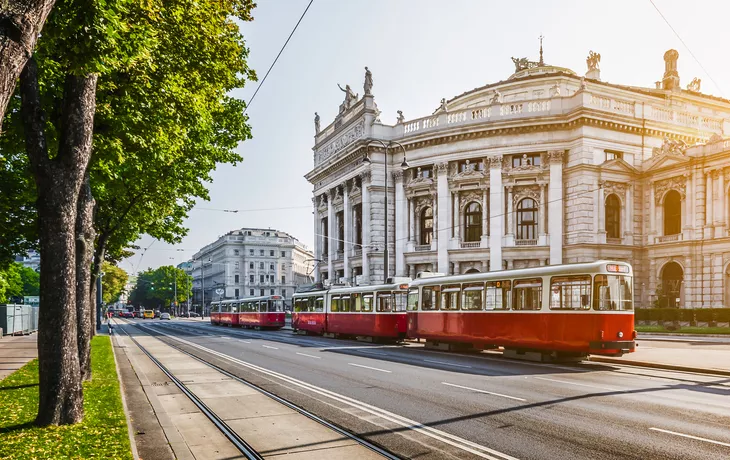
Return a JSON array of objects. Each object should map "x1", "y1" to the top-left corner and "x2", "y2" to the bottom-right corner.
[{"x1": 305, "y1": 49, "x2": 730, "y2": 308}]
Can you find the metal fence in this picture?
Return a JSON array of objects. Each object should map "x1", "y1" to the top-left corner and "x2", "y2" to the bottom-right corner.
[{"x1": 0, "y1": 305, "x2": 40, "y2": 336}]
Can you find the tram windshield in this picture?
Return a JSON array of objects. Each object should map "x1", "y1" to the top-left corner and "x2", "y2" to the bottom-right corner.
[{"x1": 593, "y1": 275, "x2": 633, "y2": 311}]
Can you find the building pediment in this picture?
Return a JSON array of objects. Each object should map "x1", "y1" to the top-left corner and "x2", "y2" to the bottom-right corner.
[
  {"x1": 600, "y1": 158, "x2": 638, "y2": 174},
  {"x1": 643, "y1": 153, "x2": 690, "y2": 173}
]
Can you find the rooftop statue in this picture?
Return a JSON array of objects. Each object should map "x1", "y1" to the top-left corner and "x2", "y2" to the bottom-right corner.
[
  {"x1": 396, "y1": 110, "x2": 405, "y2": 124},
  {"x1": 337, "y1": 84, "x2": 358, "y2": 113},
  {"x1": 364, "y1": 67, "x2": 373, "y2": 95},
  {"x1": 511, "y1": 56, "x2": 530, "y2": 72},
  {"x1": 687, "y1": 77, "x2": 701, "y2": 92},
  {"x1": 434, "y1": 98, "x2": 448, "y2": 113},
  {"x1": 586, "y1": 50, "x2": 601, "y2": 71},
  {"x1": 314, "y1": 112, "x2": 320, "y2": 134}
]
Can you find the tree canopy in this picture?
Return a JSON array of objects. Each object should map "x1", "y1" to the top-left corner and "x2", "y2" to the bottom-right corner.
[
  {"x1": 101, "y1": 262, "x2": 127, "y2": 304},
  {"x1": 0, "y1": 262, "x2": 40, "y2": 302},
  {"x1": 130, "y1": 265, "x2": 192, "y2": 309}
]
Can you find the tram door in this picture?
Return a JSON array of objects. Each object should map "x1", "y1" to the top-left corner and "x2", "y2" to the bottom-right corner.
[{"x1": 407, "y1": 288, "x2": 420, "y2": 333}]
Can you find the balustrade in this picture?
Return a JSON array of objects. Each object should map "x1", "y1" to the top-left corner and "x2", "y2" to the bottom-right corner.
[
  {"x1": 448, "y1": 111, "x2": 467, "y2": 124},
  {"x1": 460, "y1": 241, "x2": 480, "y2": 249},
  {"x1": 414, "y1": 244, "x2": 432, "y2": 252},
  {"x1": 655, "y1": 234, "x2": 682, "y2": 243},
  {"x1": 422, "y1": 117, "x2": 439, "y2": 129},
  {"x1": 515, "y1": 239, "x2": 537, "y2": 246}
]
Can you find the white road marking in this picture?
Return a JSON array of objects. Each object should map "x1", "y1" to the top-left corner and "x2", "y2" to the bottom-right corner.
[
  {"x1": 442, "y1": 382, "x2": 527, "y2": 402},
  {"x1": 424, "y1": 359, "x2": 473, "y2": 369},
  {"x1": 142, "y1": 325, "x2": 519, "y2": 460},
  {"x1": 348, "y1": 363, "x2": 392, "y2": 373},
  {"x1": 240, "y1": 340, "x2": 251, "y2": 343},
  {"x1": 296, "y1": 352, "x2": 321, "y2": 359},
  {"x1": 220, "y1": 336, "x2": 231, "y2": 339},
  {"x1": 649, "y1": 427, "x2": 730, "y2": 448},
  {"x1": 533, "y1": 376, "x2": 618, "y2": 392},
  {"x1": 262, "y1": 345, "x2": 279, "y2": 350}
]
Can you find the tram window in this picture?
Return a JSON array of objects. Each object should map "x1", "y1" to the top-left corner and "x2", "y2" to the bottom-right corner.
[
  {"x1": 270, "y1": 300, "x2": 284, "y2": 312},
  {"x1": 362, "y1": 294, "x2": 373, "y2": 312},
  {"x1": 485, "y1": 280, "x2": 510, "y2": 310},
  {"x1": 231, "y1": 303, "x2": 238, "y2": 313},
  {"x1": 394, "y1": 293, "x2": 408, "y2": 311},
  {"x1": 593, "y1": 275, "x2": 633, "y2": 311},
  {"x1": 352, "y1": 293, "x2": 362, "y2": 312},
  {"x1": 407, "y1": 289, "x2": 419, "y2": 311},
  {"x1": 294, "y1": 299, "x2": 303, "y2": 312},
  {"x1": 550, "y1": 276, "x2": 591, "y2": 310},
  {"x1": 421, "y1": 287, "x2": 437, "y2": 310},
  {"x1": 247, "y1": 302, "x2": 256, "y2": 312},
  {"x1": 440, "y1": 285, "x2": 460, "y2": 310},
  {"x1": 513, "y1": 278, "x2": 543, "y2": 311},
  {"x1": 330, "y1": 296, "x2": 340, "y2": 312},
  {"x1": 340, "y1": 295, "x2": 351, "y2": 312},
  {"x1": 314, "y1": 297, "x2": 324, "y2": 312},
  {"x1": 462, "y1": 284, "x2": 484, "y2": 311},
  {"x1": 378, "y1": 294, "x2": 393, "y2": 312}
]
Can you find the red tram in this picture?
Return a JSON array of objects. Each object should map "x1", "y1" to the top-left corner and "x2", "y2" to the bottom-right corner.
[
  {"x1": 407, "y1": 261, "x2": 635, "y2": 358},
  {"x1": 210, "y1": 295, "x2": 286, "y2": 329},
  {"x1": 292, "y1": 281, "x2": 409, "y2": 340}
]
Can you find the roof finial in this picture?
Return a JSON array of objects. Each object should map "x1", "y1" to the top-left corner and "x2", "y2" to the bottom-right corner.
[{"x1": 538, "y1": 33, "x2": 544, "y2": 66}]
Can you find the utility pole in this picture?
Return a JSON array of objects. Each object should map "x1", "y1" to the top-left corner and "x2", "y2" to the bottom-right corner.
[
  {"x1": 173, "y1": 270, "x2": 177, "y2": 316},
  {"x1": 96, "y1": 272, "x2": 104, "y2": 331}
]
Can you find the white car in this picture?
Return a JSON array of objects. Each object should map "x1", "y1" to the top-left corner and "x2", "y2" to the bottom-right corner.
[{"x1": 160, "y1": 312, "x2": 171, "y2": 320}]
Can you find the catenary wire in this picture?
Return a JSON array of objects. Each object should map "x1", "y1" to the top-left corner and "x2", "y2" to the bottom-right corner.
[{"x1": 243, "y1": 0, "x2": 314, "y2": 114}]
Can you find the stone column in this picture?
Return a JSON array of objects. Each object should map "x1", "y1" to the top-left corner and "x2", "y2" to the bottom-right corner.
[
  {"x1": 408, "y1": 198, "x2": 416, "y2": 243},
  {"x1": 453, "y1": 261, "x2": 460, "y2": 275},
  {"x1": 625, "y1": 184, "x2": 633, "y2": 245},
  {"x1": 394, "y1": 170, "x2": 407, "y2": 277},
  {"x1": 313, "y1": 197, "x2": 321, "y2": 282},
  {"x1": 649, "y1": 182, "x2": 656, "y2": 243},
  {"x1": 714, "y1": 170, "x2": 725, "y2": 235},
  {"x1": 705, "y1": 171, "x2": 713, "y2": 239},
  {"x1": 684, "y1": 173, "x2": 693, "y2": 240},
  {"x1": 548, "y1": 150, "x2": 564, "y2": 265},
  {"x1": 361, "y1": 171, "x2": 371, "y2": 283},
  {"x1": 488, "y1": 157, "x2": 503, "y2": 271},
  {"x1": 538, "y1": 183, "x2": 547, "y2": 245},
  {"x1": 452, "y1": 192, "x2": 460, "y2": 241},
  {"x1": 505, "y1": 186, "x2": 514, "y2": 244},
  {"x1": 343, "y1": 182, "x2": 351, "y2": 282},
  {"x1": 327, "y1": 190, "x2": 335, "y2": 279},
  {"x1": 436, "y1": 162, "x2": 449, "y2": 274},
  {"x1": 597, "y1": 181, "x2": 606, "y2": 243},
  {"x1": 481, "y1": 188, "x2": 489, "y2": 247}
]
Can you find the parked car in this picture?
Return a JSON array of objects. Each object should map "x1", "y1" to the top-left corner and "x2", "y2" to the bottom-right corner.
[{"x1": 160, "y1": 312, "x2": 171, "y2": 320}]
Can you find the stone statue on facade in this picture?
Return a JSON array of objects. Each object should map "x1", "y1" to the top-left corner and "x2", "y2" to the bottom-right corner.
[
  {"x1": 434, "y1": 98, "x2": 448, "y2": 113},
  {"x1": 578, "y1": 77, "x2": 587, "y2": 92},
  {"x1": 490, "y1": 90, "x2": 502, "y2": 104},
  {"x1": 511, "y1": 56, "x2": 529, "y2": 72},
  {"x1": 586, "y1": 50, "x2": 601, "y2": 71},
  {"x1": 364, "y1": 67, "x2": 373, "y2": 95},
  {"x1": 338, "y1": 84, "x2": 358, "y2": 113},
  {"x1": 653, "y1": 136, "x2": 687, "y2": 157},
  {"x1": 396, "y1": 110, "x2": 405, "y2": 124},
  {"x1": 687, "y1": 77, "x2": 701, "y2": 92},
  {"x1": 549, "y1": 83, "x2": 561, "y2": 98},
  {"x1": 314, "y1": 112, "x2": 320, "y2": 134}
]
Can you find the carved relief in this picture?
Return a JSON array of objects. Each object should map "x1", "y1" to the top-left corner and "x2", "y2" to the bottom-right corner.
[
  {"x1": 317, "y1": 194, "x2": 328, "y2": 211},
  {"x1": 488, "y1": 156, "x2": 504, "y2": 169},
  {"x1": 600, "y1": 180, "x2": 627, "y2": 202},
  {"x1": 434, "y1": 162, "x2": 449, "y2": 178},
  {"x1": 392, "y1": 170, "x2": 404, "y2": 182},
  {"x1": 360, "y1": 170, "x2": 372, "y2": 183},
  {"x1": 317, "y1": 120, "x2": 365, "y2": 163},
  {"x1": 652, "y1": 136, "x2": 686, "y2": 157},
  {"x1": 413, "y1": 196, "x2": 435, "y2": 215},
  {"x1": 459, "y1": 190, "x2": 483, "y2": 210},
  {"x1": 547, "y1": 150, "x2": 564, "y2": 163},
  {"x1": 654, "y1": 175, "x2": 686, "y2": 204},
  {"x1": 512, "y1": 184, "x2": 541, "y2": 205},
  {"x1": 332, "y1": 185, "x2": 343, "y2": 204}
]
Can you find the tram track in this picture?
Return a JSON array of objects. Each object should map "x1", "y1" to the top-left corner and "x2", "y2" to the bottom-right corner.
[{"x1": 116, "y1": 318, "x2": 402, "y2": 460}]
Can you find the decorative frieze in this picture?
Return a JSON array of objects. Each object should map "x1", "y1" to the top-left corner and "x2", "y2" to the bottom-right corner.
[
  {"x1": 654, "y1": 175, "x2": 686, "y2": 204},
  {"x1": 392, "y1": 170, "x2": 405, "y2": 182},
  {"x1": 512, "y1": 184, "x2": 541, "y2": 205},
  {"x1": 316, "y1": 120, "x2": 365, "y2": 164},
  {"x1": 434, "y1": 162, "x2": 449, "y2": 178},
  {"x1": 600, "y1": 180, "x2": 628, "y2": 202},
  {"x1": 547, "y1": 150, "x2": 565, "y2": 163},
  {"x1": 360, "y1": 170, "x2": 372, "y2": 183},
  {"x1": 488, "y1": 156, "x2": 504, "y2": 169},
  {"x1": 459, "y1": 190, "x2": 483, "y2": 210}
]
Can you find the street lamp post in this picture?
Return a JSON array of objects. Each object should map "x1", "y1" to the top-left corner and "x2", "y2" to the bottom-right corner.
[{"x1": 362, "y1": 140, "x2": 408, "y2": 283}]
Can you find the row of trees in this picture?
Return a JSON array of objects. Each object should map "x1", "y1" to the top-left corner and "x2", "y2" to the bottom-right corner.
[
  {"x1": 0, "y1": 262, "x2": 40, "y2": 302},
  {"x1": 0, "y1": 0, "x2": 256, "y2": 425},
  {"x1": 130, "y1": 266, "x2": 192, "y2": 311}
]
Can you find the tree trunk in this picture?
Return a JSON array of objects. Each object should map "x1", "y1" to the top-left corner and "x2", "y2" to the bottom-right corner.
[
  {"x1": 0, "y1": 0, "x2": 55, "y2": 132},
  {"x1": 20, "y1": 57, "x2": 98, "y2": 426},
  {"x1": 75, "y1": 174, "x2": 95, "y2": 381}
]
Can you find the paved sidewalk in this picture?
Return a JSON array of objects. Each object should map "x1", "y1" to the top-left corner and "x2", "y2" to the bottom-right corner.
[
  {"x1": 0, "y1": 333, "x2": 37, "y2": 381},
  {"x1": 590, "y1": 339, "x2": 730, "y2": 376}
]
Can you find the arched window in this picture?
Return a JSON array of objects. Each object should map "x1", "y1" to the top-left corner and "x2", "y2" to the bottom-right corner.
[
  {"x1": 465, "y1": 268, "x2": 480, "y2": 274},
  {"x1": 605, "y1": 194, "x2": 621, "y2": 239},
  {"x1": 663, "y1": 190, "x2": 681, "y2": 236},
  {"x1": 353, "y1": 204, "x2": 363, "y2": 247},
  {"x1": 420, "y1": 207, "x2": 433, "y2": 245},
  {"x1": 464, "y1": 202, "x2": 482, "y2": 242},
  {"x1": 516, "y1": 198, "x2": 537, "y2": 240},
  {"x1": 660, "y1": 262, "x2": 684, "y2": 308}
]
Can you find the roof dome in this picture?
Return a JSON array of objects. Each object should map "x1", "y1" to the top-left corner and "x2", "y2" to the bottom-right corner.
[{"x1": 509, "y1": 64, "x2": 576, "y2": 80}]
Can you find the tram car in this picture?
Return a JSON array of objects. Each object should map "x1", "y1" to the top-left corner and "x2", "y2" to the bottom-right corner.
[
  {"x1": 292, "y1": 281, "x2": 409, "y2": 341},
  {"x1": 406, "y1": 260, "x2": 636, "y2": 359},
  {"x1": 210, "y1": 295, "x2": 286, "y2": 329}
]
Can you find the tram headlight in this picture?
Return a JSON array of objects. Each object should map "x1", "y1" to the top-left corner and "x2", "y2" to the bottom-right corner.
[{"x1": 617, "y1": 331, "x2": 624, "y2": 338}]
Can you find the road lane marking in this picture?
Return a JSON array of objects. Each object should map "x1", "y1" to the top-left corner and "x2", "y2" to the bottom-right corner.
[
  {"x1": 649, "y1": 428, "x2": 730, "y2": 447},
  {"x1": 424, "y1": 359, "x2": 473, "y2": 369},
  {"x1": 296, "y1": 352, "x2": 321, "y2": 359},
  {"x1": 240, "y1": 340, "x2": 251, "y2": 343},
  {"x1": 348, "y1": 363, "x2": 392, "y2": 373},
  {"x1": 262, "y1": 345, "x2": 279, "y2": 350},
  {"x1": 533, "y1": 376, "x2": 617, "y2": 391},
  {"x1": 442, "y1": 382, "x2": 526, "y2": 402},
  {"x1": 143, "y1": 325, "x2": 520, "y2": 460}
]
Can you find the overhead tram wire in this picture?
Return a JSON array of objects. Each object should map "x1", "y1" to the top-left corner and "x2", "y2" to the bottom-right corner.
[
  {"x1": 648, "y1": 0, "x2": 725, "y2": 96},
  {"x1": 243, "y1": 0, "x2": 314, "y2": 115}
]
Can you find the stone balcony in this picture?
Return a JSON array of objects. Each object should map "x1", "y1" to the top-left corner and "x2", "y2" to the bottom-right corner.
[{"x1": 655, "y1": 233, "x2": 683, "y2": 244}]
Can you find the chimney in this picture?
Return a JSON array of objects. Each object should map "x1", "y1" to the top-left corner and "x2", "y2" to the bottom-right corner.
[{"x1": 662, "y1": 49, "x2": 680, "y2": 91}]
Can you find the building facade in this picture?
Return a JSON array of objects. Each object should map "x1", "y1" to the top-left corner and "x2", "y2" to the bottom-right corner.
[
  {"x1": 306, "y1": 48, "x2": 730, "y2": 308},
  {"x1": 188, "y1": 228, "x2": 314, "y2": 309}
]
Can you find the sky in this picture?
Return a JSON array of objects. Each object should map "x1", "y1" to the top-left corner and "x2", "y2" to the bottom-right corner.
[{"x1": 122, "y1": 0, "x2": 730, "y2": 275}]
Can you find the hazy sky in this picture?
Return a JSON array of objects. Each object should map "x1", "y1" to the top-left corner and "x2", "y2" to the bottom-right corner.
[{"x1": 122, "y1": 0, "x2": 730, "y2": 275}]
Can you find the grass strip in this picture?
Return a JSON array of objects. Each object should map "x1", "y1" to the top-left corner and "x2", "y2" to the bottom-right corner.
[
  {"x1": 0, "y1": 336, "x2": 132, "y2": 460},
  {"x1": 636, "y1": 325, "x2": 730, "y2": 335}
]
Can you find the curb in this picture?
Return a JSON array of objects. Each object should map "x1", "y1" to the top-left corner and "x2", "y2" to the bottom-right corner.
[
  {"x1": 588, "y1": 356, "x2": 730, "y2": 377},
  {"x1": 637, "y1": 332, "x2": 730, "y2": 339},
  {"x1": 109, "y1": 326, "x2": 141, "y2": 460}
]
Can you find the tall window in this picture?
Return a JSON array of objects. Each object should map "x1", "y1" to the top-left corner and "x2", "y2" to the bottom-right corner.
[
  {"x1": 336, "y1": 211, "x2": 344, "y2": 252},
  {"x1": 516, "y1": 198, "x2": 537, "y2": 240},
  {"x1": 663, "y1": 190, "x2": 682, "y2": 236},
  {"x1": 234, "y1": 274, "x2": 240, "y2": 283},
  {"x1": 250, "y1": 289, "x2": 254, "y2": 296},
  {"x1": 322, "y1": 217, "x2": 329, "y2": 255},
  {"x1": 249, "y1": 262, "x2": 253, "y2": 269},
  {"x1": 420, "y1": 207, "x2": 433, "y2": 245},
  {"x1": 605, "y1": 194, "x2": 621, "y2": 239},
  {"x1": 235, "y1": 288, "x2": 239, "y2": 298},
  {"x1": 259, "y1": 262, "x2": 264, "y2": 269},
  {"x1": 270, "y1": 250, "x2": 274, "y2": 256},
  {"x1": 464, "y1": 202, "x2": 482, "y2": 242},
  {"x1": 353, "y1": 204, "x2": 363, "y2": 247},
  {"x1": 249, "y1": 275, "x2": 254, "y2": 283}
]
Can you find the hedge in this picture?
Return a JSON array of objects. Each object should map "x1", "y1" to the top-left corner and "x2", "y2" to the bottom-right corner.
[{"x1": 635, "y1": 308, "x2": 730, "y2": 323}]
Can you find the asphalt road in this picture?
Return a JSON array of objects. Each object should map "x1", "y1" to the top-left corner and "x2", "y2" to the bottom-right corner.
[{"x1": 124, "y1": 319, "x2": 730, "y2": 460}]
